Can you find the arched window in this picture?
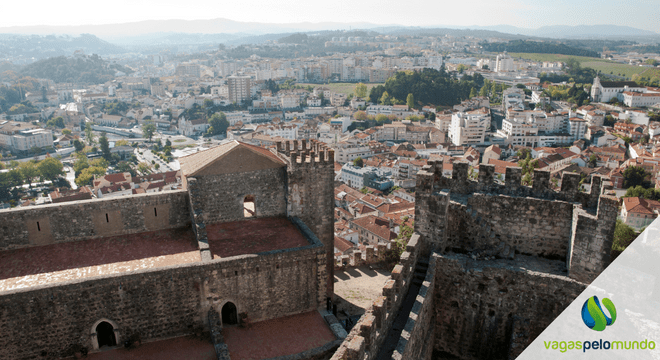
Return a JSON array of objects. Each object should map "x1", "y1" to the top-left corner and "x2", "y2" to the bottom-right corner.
[
  {"x1": 222, "y1": 302, "x2": 238, "y2": 325},
  {"x1": 243, "y1": 195, "x2": 255, "y2": 218}
]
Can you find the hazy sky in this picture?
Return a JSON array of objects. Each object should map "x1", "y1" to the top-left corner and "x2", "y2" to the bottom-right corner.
[{"x1": 4, "y1": 0, "x2": 659, "y2": 33}]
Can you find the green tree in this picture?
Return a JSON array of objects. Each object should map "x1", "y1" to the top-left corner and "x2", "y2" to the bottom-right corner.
[
  {"x1": 19, "y1": 161, "x2": 39, "y2": 187},
  {"x1": 355, "y1": 83, "x2": 368, "y2": 99},
  {"x1": 469, "y1": 87, "x2": 477, "y2": 99},
  {"x1": 137, "y1": 162, "x2": 152, "y2": 175},
  {"x1": 99, "y1": 133, "x2": 111, "y2": 160},
  {"x1": 380, "y1": 91, "x2": 391, "y2": 105},
  {"x1": 479, "y1": 85, "x2": 489, "y2": 97},
  {"x1": 375, "y1": 114, "x2": 389, "y2": 124},
  {"x1": 75, "y1": 166, "x2": 106, "y2": 187},
  {"x1": 142, "y1": 121, "x2": 157, "y2": 142},
  {"x1": 354, "y1": 111, "x2": 367, "y2": 121},
  {"x1": 207, "y1": 112, "x2": 229, "y2": 136},
  {"x1": 353, "y1": 157, "x2": 364, "y2": 168},
  {"x1": 612, "y1": 219, "x2": 637, "y2": 256},
  {"x1": 62, "y1": 129, "x2": 72, "y2": 135},
  {"x1": 518, "y1": 154, "x2": 539, "y2": 186},
  {"x1": 457, "y1": 64, "x2": 468, "y2": 73},
  {"x1": 623, "y1": 185, "x2": 660, "y2": 200},
  {"x1": 47, "y1": 116, "x2": 65, "y2": 128},
  {"x1": 37, "y1": 157, "x2": 64, "y2": 182},
  {"x1": 85, "y1": 122, "x2": 94, "y2": 145},
  {"x1": 622, "y1": 166, "x2": 649, "y2": 188},
  {"x1": 588, "y1": 154, "x2": 598, "y2": 167},
  {"x1": 73, "y1": 139, "x2": 85, "y2": 152},
  {"x1": 406, "y1": 93, "x2": 415, "y2": 109}
]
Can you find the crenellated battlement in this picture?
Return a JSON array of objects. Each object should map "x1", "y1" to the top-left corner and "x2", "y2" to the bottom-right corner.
[
  {"x1": 275, "y1": 140, "x2": 335, "y2": 168},
  {"x1": 417, "y1": 161, "x2": 614, "y2": 210}
]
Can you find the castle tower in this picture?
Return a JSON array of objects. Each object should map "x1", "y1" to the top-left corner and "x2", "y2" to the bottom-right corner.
[{"x1": 277, "y1": 140, "x2": 336, "y2": 298}]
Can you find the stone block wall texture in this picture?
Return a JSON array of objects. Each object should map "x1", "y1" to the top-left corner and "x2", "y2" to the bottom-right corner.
[
  {"x1": 444, "y1": 195, "x2": 575, "y2": 260},
  {"x1": 432, "y1": 254, "x2": 586, "y2": 360},
  {"x1": 392, "y1": 252, "x2": 438, "y2": 360},
  {"x1": 418, "y1": 162, "x2": 605, "y2": 209},
  {"x1": 191, "y1": 167, "x2": 287, "y2": 225},
  {"x1": 415, "y1": 162, "x2": 617, "y2": 282},
  {"x1": 0, "y1": 190, "x2": 190, "y2": 251},
  {"x1": 568, "y1": 194, "x2": 618, "y2": 283},
  {"x1": 278, "y1": 140, "x2": 335, "y2": 298},
  {"x1": 0, "y1": 244, "x2": 324, "y2": 360}
]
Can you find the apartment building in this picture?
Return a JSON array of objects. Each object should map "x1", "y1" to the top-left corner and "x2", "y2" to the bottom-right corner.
[
  {"x1": 0, "y1": 121, "x2": 54, "y2": 153},
  {"x1": 449, "y1": 109, "x2": 490, "y2": 146},
  {"x1": 227, "y1": 75, "x2": 252, "y2": 104}
]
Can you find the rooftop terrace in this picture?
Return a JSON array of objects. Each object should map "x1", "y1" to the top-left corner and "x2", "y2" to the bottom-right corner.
[
  {"x1": 0, "y1": 227, "x2": 199, "y2": 292},
  {"x1": 206, "y1": 217, "x2": 311, "y2": 258}
]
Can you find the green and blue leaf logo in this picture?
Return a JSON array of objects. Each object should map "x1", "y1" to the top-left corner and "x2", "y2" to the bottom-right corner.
[{"x1": 581, "y1": 296, "x2": 617, "y2": 331}]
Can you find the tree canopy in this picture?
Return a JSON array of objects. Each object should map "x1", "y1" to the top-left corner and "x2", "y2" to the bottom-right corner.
[
  {"x1": 142, "y1": 122, "x2": 156, "y2": 142},
  {"x1": 207, "y1": 112, "x2": 229, "y2": 136},
  {"x1": 368, "y1": 68, "x2": 485, "y2": 107},
  {"x1": 622, "y1": 166, "x2": 649, "y2": 189}
]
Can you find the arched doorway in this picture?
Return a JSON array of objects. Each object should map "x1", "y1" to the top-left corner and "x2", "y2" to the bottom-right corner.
[
  {"x1": 96, "y1": 321, "x2": 117, "y2": 348},
  {"x1": 222, "y1": 302, "x2": 238, "y2": 325}
]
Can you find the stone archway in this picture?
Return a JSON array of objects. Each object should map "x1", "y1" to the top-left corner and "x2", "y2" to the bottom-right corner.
[
  {"x1": 91, "y1": 319, "x2": 121, "y2": 350},
  {"x1": 221, "y1": 302, "x2": 238, "y2": 325}
]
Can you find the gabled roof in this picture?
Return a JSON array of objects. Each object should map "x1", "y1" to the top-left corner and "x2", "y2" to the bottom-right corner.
[
  {"x1": 623, "y1": 197, "x2": 660, "y2": 215},
  {"x1": 179, "y1": 140, "x2": 284, "y2": 177}
]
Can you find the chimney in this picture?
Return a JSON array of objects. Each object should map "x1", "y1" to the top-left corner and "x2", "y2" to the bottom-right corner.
[{"x1": 389, "y1": 218, "x2": 394, "y2": 229}]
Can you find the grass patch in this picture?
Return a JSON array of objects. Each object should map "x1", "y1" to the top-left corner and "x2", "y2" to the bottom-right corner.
[
  {"x1": 173, "y1": 139, "x2": 187, "y2": 143},
  {"x1": 296, "y1": 82, "x2": 383, "y2": 96},
  {"x1": 509, "y1": 53, "x2": 654, "y2": 79}
]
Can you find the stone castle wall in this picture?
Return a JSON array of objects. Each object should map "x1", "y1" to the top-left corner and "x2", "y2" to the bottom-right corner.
[
  {"x1": 415, "y1": 162, "x2": 617, "y2": 283},
  {"x1": 188, "y1": 167, "x2": 288, "y2": 226},
  {"x1": 277, "y1": 140, "x2": 336, "y2": 298},
  {"x1": 444, "y1": 195, "x2": 575, "y2": 260},
  {"x1": 0, "y1": 190, "x2": 190, "y2": 251},
  {"x1": 431, "y1": 253, "x2": 586, "y2": 360},
  {"x1": 0, "y1": 234, "x2": 325, "y2": 360}
]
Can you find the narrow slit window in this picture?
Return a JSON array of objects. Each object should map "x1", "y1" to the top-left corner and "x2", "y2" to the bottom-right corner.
[
  {"x1": 154, "y1": 208, "x2": 158, "y2": 217},
  {"x1": 37, "y1": 222, "x2": 41, "y2": 231},
  {"x1": 105, "y1": 213, "x2": 109, "y2": 222}
]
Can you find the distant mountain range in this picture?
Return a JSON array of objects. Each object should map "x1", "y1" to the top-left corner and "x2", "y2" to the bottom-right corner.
[
  {"x1": 464, "y1": 24, "x2": 659, "y2": 39},
  {"x1": 0, "y1": 18, "x2": 657, "y2": 44},
  {"x1": 0, "y1": 19, "x2": 658, "y2": 60}
]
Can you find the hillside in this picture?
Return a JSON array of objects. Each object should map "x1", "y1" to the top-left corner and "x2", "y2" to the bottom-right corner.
[
  {"x1": 20, "y1": 54, "x2": 133, "y2": 84},
  {"x1": 0, "y1": 33, "x2": 125, "y2": 60}
]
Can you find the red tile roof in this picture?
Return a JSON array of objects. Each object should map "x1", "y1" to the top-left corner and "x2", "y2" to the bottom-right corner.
[{"x1": 350, "y1": 215, "x2": 397, "y2": 241}]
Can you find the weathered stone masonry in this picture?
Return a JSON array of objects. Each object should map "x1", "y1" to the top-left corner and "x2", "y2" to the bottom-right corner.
[
  {"x1": 330, "y1": 161, "x2": 617, "y2": 360},
  {"x1": 0, "y1": 190, "x2": 190, "y2": 251},
  {"x1": 0, "y1": 140, "x2": 337, "y2": 360}
]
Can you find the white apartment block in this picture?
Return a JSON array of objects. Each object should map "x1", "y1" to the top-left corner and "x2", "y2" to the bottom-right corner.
[
  {"x1": 619, "y1": 91, "x2": 660, "y2": 107},
  {"x1": 568, "y1": 118, "x2": 587, "y2": 141},
  {"x1": 227, "y1": 75, "x2": 251, "y2": 104},
  {"x1": 332, "y1": 143, "x2": 373, "y2": 164},
  {"x1": 498, "y1": 119, "x2": 540, "y2": 147},
  {"x1": 280, "y1": 95, "x2": 300, "y2": 109},
  {"x1": 495, "y1": 52, "x2": 515, "y2": 72},
  {"x1": 0, "y1": 121, "x2": 54, "y2": 153},
  {"x1": 449, "y1": 110, "x2": 490, "y2": 146}
]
